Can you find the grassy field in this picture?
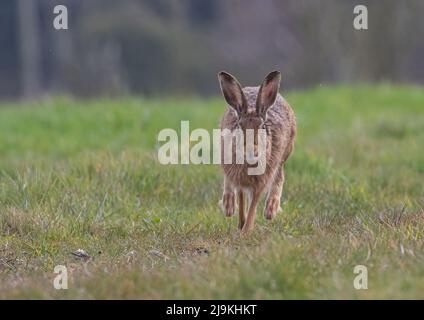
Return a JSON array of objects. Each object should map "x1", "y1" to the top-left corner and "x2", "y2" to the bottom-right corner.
[{"x1": 0, "y1": 85, "x2": 423, "y2": 299}]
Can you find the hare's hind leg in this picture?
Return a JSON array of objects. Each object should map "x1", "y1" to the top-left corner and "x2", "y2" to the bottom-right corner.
[
  {"x1": 264, "y1": 165, "x2": 284, "y2": 220},
  {"x1": 238, "y1": 190, "x2": 246, "y2": 230},
  {"x1": 219, "y1": 177, "x2": 235, "y2": 217}
]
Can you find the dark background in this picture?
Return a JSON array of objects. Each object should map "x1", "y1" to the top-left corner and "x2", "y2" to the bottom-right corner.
[{"x1": 1, "y1": 0, "x2": 424, "y2": 99}]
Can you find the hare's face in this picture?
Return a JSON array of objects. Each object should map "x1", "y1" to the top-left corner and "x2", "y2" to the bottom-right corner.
[
  {"x1": 238, "y1": 115, "x2": 264, "y2": 131},
  {"x1": 237, "y1": 114, "x2": 267, "y2": 147},
  {"x1": 237, "y1": 115, "x2": 268, "y2": 159}
]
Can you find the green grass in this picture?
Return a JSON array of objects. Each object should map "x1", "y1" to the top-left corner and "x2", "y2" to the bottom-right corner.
[{"x1": 0, "y1": 84, "x2": 423, "y2": 299}]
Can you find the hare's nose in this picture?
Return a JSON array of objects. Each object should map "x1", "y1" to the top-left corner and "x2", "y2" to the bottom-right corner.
[{"x1": 247, "y1": 145, "x2": 259, "y2": 158}]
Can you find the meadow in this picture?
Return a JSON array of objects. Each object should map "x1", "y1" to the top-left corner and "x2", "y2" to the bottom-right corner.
[{"x1": 0, "y1": 85, "x2": 423, "y2": 299}]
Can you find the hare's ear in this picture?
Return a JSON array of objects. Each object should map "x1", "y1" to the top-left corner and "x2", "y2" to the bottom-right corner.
[
  {"x1": 256, "y1": 71, "x2": 281, "y2": 116},
  {"x1": 218, "y1": 71, "x2": 247, "y2": 115}
]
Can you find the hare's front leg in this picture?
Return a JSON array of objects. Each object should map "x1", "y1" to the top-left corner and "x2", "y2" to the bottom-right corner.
[
  {"x1": 264, "y1": 166, "x2": 284, "y2": 220},
  {"x1": 219, "y1": 177, "x2": 235, "y2": 217},
  {"x1": 237, "y1": 190, "x2": 246, "y2": 230},
  {"x1": 242, "y1": 188, "x2": 262, "y2": 233}
]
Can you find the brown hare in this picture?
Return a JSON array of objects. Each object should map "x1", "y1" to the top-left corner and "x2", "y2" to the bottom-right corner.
[{"x1": 218, "y1": 71, "x2": 296, "y2": 233}]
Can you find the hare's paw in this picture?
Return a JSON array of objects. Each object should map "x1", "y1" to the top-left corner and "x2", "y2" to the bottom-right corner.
[
  {"x1": 264, "y1": 197, "x2": 282, "y2": 220},
  {"x1": 241, "y1": 222, "x2": 254, "y2": 234},
  {"x1": 219, "y1": 193, "x2": 235, "y2": 217}
]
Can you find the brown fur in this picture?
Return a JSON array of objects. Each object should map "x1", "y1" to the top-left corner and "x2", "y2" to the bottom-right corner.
[{"x1": 218, "y1": 71, "x2": 296, "y2": 233}]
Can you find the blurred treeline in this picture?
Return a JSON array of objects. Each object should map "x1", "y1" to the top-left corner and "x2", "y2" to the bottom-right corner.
[{"x1": 1, "y1": 0, "x2": 424, "y2": 99}]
